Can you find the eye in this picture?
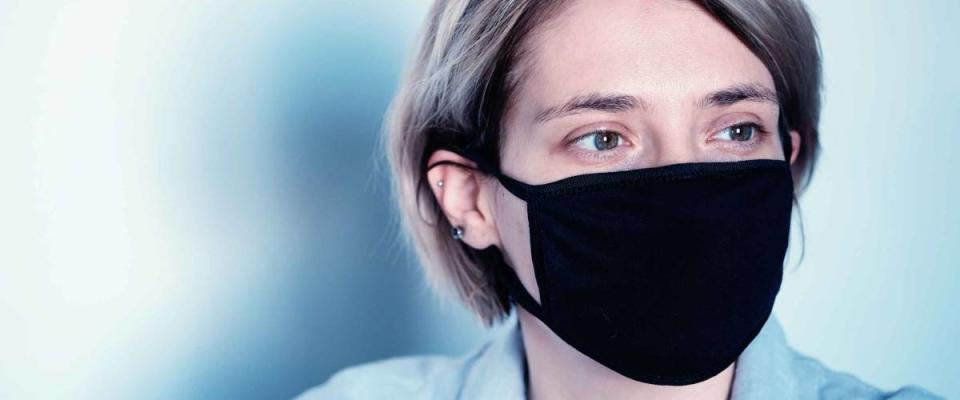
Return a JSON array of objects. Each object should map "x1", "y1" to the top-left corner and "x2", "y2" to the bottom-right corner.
[
  {"x1": 571, "y1": 129, "x2": 623, "y2": 152},
  {"x1": 714, "y1": 123, "x2": 760, "y2": 142}
]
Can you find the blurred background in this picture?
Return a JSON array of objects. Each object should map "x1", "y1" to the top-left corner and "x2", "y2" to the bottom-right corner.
[{"x1": 0, "y1": 0, "x2": 957, "y2": 398}]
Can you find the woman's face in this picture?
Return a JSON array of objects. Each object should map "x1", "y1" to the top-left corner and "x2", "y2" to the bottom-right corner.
[{"x1": 490, "y1": 0, "x2": 800, "y2": 300}]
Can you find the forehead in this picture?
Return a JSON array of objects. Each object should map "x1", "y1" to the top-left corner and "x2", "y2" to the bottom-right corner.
[{"x1": 514, "y1": 0, "x2": 774, "y2": 112}]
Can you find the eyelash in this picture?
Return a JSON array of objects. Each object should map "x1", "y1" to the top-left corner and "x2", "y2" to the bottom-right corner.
[
  {"x1": 565, "y1": 121, "x2": 772, "y2": 160},
  {"x1": 710, "y1": 121, "x2": 771, "y2": 151},
  {"x1": 567, "y1": 129, "x2": 628, "y2": 161}
]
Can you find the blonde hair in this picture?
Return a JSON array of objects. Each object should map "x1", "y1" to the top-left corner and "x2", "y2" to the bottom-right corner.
[{"x1": 385, "y1": 0, "x2": 822, "y2": 326}]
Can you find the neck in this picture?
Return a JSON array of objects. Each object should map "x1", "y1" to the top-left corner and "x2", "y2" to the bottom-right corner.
[{"x1": 518, "y1": 309, "x2": 735, "y2": 400}]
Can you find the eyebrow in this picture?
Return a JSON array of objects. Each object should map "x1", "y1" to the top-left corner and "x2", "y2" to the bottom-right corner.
[
  {"x1": 533, "y1": 83, "x2": 779, "y2": 124},
  {"x1": 534, "y1": 93, "x2": 643, "y2": 123},
  {"x1": 697, "y1": 83, "x2": 779, "y2": 109}
]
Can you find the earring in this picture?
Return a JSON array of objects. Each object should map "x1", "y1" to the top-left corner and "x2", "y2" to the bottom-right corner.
[
  {"x1": 436, "y1": 180, "x2": 444, "y2": 188},
  {"x1": 451, "y1": 225, "x2": 464, "y2": 240}
]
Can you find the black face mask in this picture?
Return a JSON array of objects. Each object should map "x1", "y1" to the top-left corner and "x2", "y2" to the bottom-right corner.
[{"x1": 435, "y1": 149, "x2": 794, "y2": 386}]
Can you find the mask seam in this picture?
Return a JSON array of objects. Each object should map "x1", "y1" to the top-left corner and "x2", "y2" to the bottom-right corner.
[
  {"x1": 507, "y1": 160, "x2": 787, "y2": 199},
  {"x1": 536, "y1": 169, "x2": 783, "y2": 199}
]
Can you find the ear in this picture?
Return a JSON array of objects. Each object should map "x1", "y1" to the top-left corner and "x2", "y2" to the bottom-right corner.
[
  {"x1": 788, "y1": 129, "x2": 801, "y2": 165},
  {"x1": 425, "y1": 149, "x2": 502, "y2": 250}
]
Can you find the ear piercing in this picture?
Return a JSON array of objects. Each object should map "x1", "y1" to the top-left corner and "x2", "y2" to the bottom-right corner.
[
  {"x1": 437, "y1": 180, "x2": 461, "y2": 240},
  {"x1": 451, "y1": 226, "x2": 464, "y2": 240}
]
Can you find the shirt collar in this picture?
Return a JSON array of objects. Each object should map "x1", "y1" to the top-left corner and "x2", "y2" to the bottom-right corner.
[
  {"x1": 460, "y1": 313, "x2": 794, "y2": 400},
  {"x1": 459, "y1": 313, "x2": 527, "y2": 399},
  {"x1": 730, "y1": 314, "x2": 798, "y2": 399}
]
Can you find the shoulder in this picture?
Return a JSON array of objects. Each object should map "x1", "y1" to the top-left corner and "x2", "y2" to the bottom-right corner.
[
  {"x1": 295, "y1": 318, "x2": 525, "y2": 400},
  {"x1": 293, "y1": 353, "x2": 476, "y2": 400},
  {"x1": 734, "y1": 316, "x2": 943, "y2": 400},
  {"x1": 786, "y1": 348, "x2": 943, "y2": 400}
]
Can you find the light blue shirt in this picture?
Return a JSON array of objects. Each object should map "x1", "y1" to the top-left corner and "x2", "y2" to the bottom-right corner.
[{"x1": 297, "y1": 314, "x2": 941, "y2": 399}]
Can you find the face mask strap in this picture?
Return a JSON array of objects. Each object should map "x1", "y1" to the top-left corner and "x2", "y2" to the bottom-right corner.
[
  {"x1": 481, "y1": 245, "x2": 547, "y2": 321},
  {"x1": 429, "y1": 144, "x2": 537, "y2": 202},
  {"x1": 427, "y1": 142, "x2": 546, "y2": 318},
  {"x1": 491, "y1": 171, "x2": 535, "y2": 202},
  {"x1": 778, "y1": 106, "x2": 793, "y2": 170}
]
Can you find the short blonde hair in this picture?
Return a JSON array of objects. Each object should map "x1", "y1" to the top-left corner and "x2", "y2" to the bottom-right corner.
[{"x1": 385, "y1": 0, "x2": 822, "y2": 326}]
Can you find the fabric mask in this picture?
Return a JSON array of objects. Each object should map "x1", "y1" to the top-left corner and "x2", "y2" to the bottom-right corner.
[{"x1": 434, "y1": 148, "x2": 794, "y2": 386}]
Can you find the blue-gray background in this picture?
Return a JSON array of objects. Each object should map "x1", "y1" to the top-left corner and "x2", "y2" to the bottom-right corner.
[{"x1": 1, "y1": 1, "x2": 957, "y2": 399}]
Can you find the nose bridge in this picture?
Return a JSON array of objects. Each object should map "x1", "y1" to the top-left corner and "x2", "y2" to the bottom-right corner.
[{"x1": 647, "y1": 107, "x2": 699, "y2": 167}]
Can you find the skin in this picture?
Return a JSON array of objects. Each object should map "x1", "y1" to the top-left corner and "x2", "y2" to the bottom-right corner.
[{"x1": 427, "y1": 0, "x2": 801, "y2": 399}]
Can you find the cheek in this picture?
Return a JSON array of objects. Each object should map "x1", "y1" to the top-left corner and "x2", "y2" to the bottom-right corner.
[
  {"x1": 766, "y1": 131, "x2": 789, "y2": 160},
  {"x1": 493, "y1": 186, "x2": 542, "y2": 303}
]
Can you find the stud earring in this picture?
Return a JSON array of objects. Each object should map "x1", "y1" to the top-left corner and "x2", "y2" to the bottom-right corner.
[
  {"x1": 437, "y1": 180, "x2": 444, "y2": 188},
  {"x1": 451, "y1": 225, "x2": 464, "y2": 240}
]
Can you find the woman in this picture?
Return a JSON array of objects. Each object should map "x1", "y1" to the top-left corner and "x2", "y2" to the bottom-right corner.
[{"x1": 300, "y1": 0, "x2": 940, "y2": 399}]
